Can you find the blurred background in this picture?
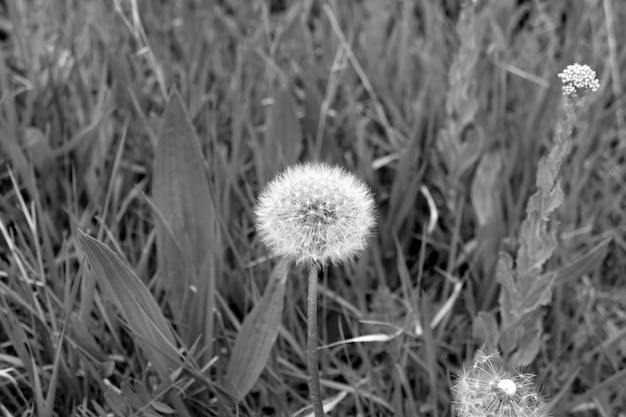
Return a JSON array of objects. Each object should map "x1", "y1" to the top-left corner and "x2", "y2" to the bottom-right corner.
[{"x1": 0, "y1": 0, "x2": 624, "y2": 415}]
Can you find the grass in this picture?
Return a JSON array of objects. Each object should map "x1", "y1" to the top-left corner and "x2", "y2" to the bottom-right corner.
[{"x1": 1, "y1": 0, "x2": 625, "y2": 416}]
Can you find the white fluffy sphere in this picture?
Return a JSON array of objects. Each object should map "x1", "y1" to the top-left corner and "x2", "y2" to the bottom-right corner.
[{"x1": 255, "y1": 163, "x2": 376, "y2": 266}]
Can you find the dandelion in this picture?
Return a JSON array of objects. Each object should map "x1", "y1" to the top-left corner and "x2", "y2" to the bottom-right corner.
[
  {"x1": 451, "y1": 350, "x2": 549, "y2": 417},
  {"x1": 255, "y1": 162, "x2": 376, "y2": 417},
  {"x1": 255, "y1": 162, "x2": 376, "y2": 266},
  {"x1": 557, "y1": 63, "x2": 600, "y2": 99}
]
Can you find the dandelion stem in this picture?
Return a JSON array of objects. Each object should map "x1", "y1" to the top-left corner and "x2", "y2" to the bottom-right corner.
[{"x1": 307, "y1": 265, "x2": 324, "y2": 417}]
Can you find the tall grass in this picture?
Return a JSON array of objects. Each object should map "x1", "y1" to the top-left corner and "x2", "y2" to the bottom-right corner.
[{"x1": 0, "y1": 0, "x2": 625, "y2": 416}]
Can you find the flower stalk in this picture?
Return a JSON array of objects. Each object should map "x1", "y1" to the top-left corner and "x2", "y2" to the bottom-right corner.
[
  {"x1": 306, "y1": 265, "x2": 323, "y2": 417},
  {"x1": 255, "y1": 162, "x2": 376, "y2": 415}
]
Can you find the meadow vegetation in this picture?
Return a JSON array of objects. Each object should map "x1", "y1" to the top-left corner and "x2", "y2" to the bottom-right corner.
[{"x1": 0, "y1": 0, "x2": 625, "y2": 416}]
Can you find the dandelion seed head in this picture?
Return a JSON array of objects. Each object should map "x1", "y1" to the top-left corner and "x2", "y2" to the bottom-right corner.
[
  {"x1": 451, "y1": 350, "x2": 549, "y2": 417},
  {"x1": 255, "y1": 162, "x2": 376, "y2": 266},
  {"x1": 557, "y1": 63, "x2": 599, "y2": 99}
]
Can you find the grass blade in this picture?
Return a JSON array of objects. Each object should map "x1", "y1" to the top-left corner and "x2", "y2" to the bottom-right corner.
[
  {"x1": 259, "y1": 86, "x2": 302, "y2": 183},
  {"x1": 0, "y1": 296, "x2": 45, "y2": 415}
]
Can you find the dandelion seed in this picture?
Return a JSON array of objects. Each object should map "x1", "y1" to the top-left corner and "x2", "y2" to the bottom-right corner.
[
  {"x1": 451, "y1": 350, "x2": 549, "y2": 417},
  {"x1": 557, "y1": 63, "x2": 600, "y2": 99},
  {"x1": 255, "y1": 162, "x2": 376, "y2": 266}
]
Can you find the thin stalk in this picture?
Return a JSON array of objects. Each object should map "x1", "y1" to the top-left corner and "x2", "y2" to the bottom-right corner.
[{"x1": 307, "y1": 265, "x2": 324, "y2": 416}]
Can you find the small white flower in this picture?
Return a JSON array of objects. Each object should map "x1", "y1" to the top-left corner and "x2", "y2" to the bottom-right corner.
[
  {"x1": 557, "y1": 63, "x2": 600, "y2": 99},
  {"x1": 451, "y1": 350, "x2": 549, "y2": 417},
  {"x1": 255, "y1": 162, "x2": 376, "y2": 266}
]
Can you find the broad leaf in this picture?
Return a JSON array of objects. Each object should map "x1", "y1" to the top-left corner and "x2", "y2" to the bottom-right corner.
[
  {"x1": 470, "y1": 151, "x2": 502, "y2": 228},
  {"x1": 472, "y1": 311, "x2": 499, "y2": 352},
  {"x1": 496, "y1": 252, "x2": 519, "y2": 327},
  {"x1": 79, "y1": 232, "x2": 181, "y2": 380},
  {"x1": 225, "y1": 259, "x2": 289, "y2": 401},
  {"x1": 153, "y1": 88, "x2": 219, "y2": 335}
]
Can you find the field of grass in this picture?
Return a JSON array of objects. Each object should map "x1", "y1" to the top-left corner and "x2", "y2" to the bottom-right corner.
[{"x1": 1, "y1": 0, "x2": 625, "y2": 416}]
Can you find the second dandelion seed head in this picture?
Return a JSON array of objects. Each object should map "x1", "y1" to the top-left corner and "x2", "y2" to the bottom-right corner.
[
  {"x1": 255, "y1": 162, "x2": 376, "y2": 266},
  {"x1": 452, "y1": 350, "x2": 548, "y2": 417}
]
